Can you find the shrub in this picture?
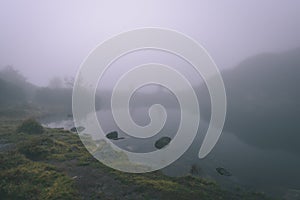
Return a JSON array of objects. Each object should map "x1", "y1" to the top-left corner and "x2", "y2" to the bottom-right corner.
[{"x1": 17, "y1": 118, "x2": 44, "y2": 134}]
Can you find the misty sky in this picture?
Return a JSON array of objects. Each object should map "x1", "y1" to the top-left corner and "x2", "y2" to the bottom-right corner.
[{"x1": 0, "y1": 0, "x2": 299, "y2": 86}]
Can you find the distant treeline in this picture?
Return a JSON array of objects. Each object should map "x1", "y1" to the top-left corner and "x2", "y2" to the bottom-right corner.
[{"x1": 0, "y1": 66, "x2": 73, "y2": 115}]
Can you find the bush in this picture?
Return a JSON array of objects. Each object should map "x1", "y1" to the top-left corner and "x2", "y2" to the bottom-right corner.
[{"x1": 17, "y1": 118, "x2": 44, "y2": 134}]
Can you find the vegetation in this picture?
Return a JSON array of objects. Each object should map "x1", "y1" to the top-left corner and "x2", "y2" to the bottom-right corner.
[
  {"x1": 0, "y1": 66, "x2": 102, "y2": 117},
  {"x1": 0, "y1": 66, "x2": 73, "y2": 116},
  {"x1": 0, "y1": 155, "x2": 78, "y2": 200},
  {"x1": 17, "y1": 118, "x2": 44, "y2": 134}
]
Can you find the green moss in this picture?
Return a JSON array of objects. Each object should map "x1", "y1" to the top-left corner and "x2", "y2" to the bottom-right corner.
[
  {"x1": 0, "y1": 151, "x2": 29, "y2": 170},
  {"x1": 134, "y1": 176, "x2": 181, "y2": 192},
  {"x1": 42, "y1": 176, "x2": 79, "y2": 200},
  {"x1": 0, "y1": 152, "x2": 78, "y2": 200}
]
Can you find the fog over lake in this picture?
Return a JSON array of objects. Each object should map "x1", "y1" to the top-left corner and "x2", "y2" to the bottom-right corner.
[{"x1": 40, "y1": 47, "x2": 300, "y2": 198}]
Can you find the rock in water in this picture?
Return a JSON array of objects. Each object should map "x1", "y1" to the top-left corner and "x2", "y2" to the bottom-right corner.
[
  {"x1": 112, "y1": 137, "x2": 125, "y2": 141},
  {"x1": 154, "y1": 137, "x2": 171, "y2": 149},
  {"x1": 106, "y1": 131, "x2": 125, "y2": 140},
  {"x1": 70, "y1": 126, "x2": 85, "y2": 133},
  {"x1": 216, "y1": 167, "x2": 232, "y2": 176},
  {"x1": 106, "y1": 131, "x2": 118, "y2": 140}
]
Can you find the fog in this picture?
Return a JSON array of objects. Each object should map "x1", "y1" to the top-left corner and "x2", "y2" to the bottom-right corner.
[
  {"x1": 0, "y1": 0, "x2": 300, "y2": 86},
  {"x1": 1, "y1": 1, "x2": 300, "y2": 198}
]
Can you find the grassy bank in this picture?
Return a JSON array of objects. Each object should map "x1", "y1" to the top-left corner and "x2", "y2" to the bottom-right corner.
[{"x1": 0, "y1": 118, "x2": 271, "y2": 200}]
